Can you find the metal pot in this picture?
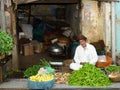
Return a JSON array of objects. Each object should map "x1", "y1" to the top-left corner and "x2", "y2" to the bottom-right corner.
[{"x1": 48, "y1": 45, "x2": 64, "y2": 56}]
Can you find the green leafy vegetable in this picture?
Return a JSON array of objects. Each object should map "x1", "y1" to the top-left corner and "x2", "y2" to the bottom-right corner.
[
  {"x1": 68, "y1": 63, "x2": 112, "y2": 86},
  {"x1": 0, "y1": 31, "x2": 14, "y2": 55},
  {"x1": 24, "y1": 65, "x2": 41, "y2": 78}
]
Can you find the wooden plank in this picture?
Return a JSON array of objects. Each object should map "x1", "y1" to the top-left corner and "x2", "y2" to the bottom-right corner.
[
  {"x1": 92, "y1": 0, "x2": 119, "y2": 2},
  {"x1": 11, "y1": 7, "x2": 19, "y2": 69},
  {"x1": 99, "y1": 0, "x2": 119, "y2": 2},
  {"x1": 1, "y1": 0, "x2": 6, "y2": 31},
  {"x1": 0, "y1": 66, "x2": 2, "y2": 82},
  {"x1": 33, "y1": 0, "x2": 79, "y2": 3},
  {"x1": 27, "y1": 5, "x2": 31, "y2": 24},
  {"x1": 19, "y1": 0, "x2": 80, "y2": 5}
]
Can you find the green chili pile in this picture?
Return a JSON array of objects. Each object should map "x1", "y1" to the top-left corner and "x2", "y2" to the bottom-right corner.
[
  {"x1": 105, "y1": 65, "x2": 120, "y2": 72},
  {"x1": 67, "y1": 63, "x2": 112, "y2": 86}
]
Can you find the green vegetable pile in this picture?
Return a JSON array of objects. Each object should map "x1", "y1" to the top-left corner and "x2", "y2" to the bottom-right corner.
[
  {"x1": 24, "y1": 58, "x2": 55, "y2": 77},
  {"x1": 0, "y1": 31, "x2": 14, "y2": 55},
  {"x1": 67, "y1": 63, "x2": 112, "y2": 87},
  {"x1": 24, "y1": 65, "x2": 41, "y2": 78},
  {"x1": 105, "y1": 65, "x2": 120, "y2": 72}
]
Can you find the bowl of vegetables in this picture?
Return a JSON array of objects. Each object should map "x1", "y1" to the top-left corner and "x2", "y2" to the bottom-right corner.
[
  {"x1": 108, "y1": 71, "x2": 120, "y2": 82},
  {"x1": 27, "y1": 66, "x2": 55, "y2": 89},
  {"x1": 27, "y1": 74, "x2": 55, "y2": 89},
  {"x1": 26, "y1": 58, "x2": 56, "y2": 89},
  {"x1": 105, "y1": 65, "x2": 120, "y2": 82}
]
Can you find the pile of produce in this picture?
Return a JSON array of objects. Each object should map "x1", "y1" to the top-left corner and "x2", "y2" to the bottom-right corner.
[
  {"x1": 24, "y1": 65, "x2": 41, "y2": 78},
  {"x1": 30, "y1": 73, "x2": 54, "y2": 82},
  {"x1": 24, "y1": 58, "x2": 55, "y2": 78},
  {"x1": 67, "y1": 63, "x2": 112, "y2": 86},
  {"x1": 105, "y1": 65, "x2": 120, "y2": 82},
  {"x1": 105, "y1": 65, "x2": 120, "y2": 72},
  {"x1": 0, "y1": 31, "x2": 14, "y2": 55},
  {"x1": 26, "y1": 58, "x2": 55, "y2": 89},
  {"x1": 29, "y1": 66, "x2": 55, "y2": 81},
  {"x1": 54, "y1": 72, "x2": 70, "y2": 84}
]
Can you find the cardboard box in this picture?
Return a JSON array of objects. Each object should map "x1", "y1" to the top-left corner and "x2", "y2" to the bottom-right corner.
[
  {"x1": 31, "y1": 40, "x2": 43, "y2": 53},
  {"x1": 22, "y1": 44, "x2": 29, "y2": 56},
  {"x1": 22, "y1": 43, "x2": 34, "y2": 56},
  {"x1": 29, "y1": 44, "x2": 34, "y2": 55},
  {"x1": 34, "y1": 43, "x2": 43, "y2": 53}
]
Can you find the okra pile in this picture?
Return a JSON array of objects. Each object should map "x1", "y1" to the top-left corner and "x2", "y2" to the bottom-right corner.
[{"x1": 67, "y1": 63, "x2": 112, "y2": 86}]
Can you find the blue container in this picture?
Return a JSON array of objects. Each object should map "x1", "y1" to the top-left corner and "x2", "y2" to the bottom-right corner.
[{"x1": 27, "y1": 79, "x2": 55, "y2": 90}]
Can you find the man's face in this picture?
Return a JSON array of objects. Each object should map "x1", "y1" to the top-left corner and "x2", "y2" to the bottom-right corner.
[{"x1": 79, "y1": 39, "x2": 86, "y2": 48}]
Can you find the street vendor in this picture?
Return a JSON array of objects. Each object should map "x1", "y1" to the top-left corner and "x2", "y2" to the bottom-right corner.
[{"x1": 70, "y1": 34, "x2": 98, "y2": 70}]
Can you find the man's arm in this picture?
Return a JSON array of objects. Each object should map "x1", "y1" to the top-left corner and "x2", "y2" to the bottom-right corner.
[
  {"x1": 89, "y1": 46, "x2": 98, "y2": 65},
  {"x1": 73, "y1": 47, "x2": 81, "y2": 64}
]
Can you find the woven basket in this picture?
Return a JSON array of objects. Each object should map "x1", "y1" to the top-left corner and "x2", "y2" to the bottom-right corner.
[
  {"x1": 108, "y1": 71, "x2": 120, "y2": 82},
  {"x1": 96, "y1": 55, "x2": 112, "y2": 68},
  {"x1": 109, "y1": 76, "x2": 120, "y2": 82}
]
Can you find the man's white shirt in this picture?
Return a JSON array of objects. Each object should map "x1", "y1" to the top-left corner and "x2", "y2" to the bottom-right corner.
[
  {"x1": 74, "y1": 43, "x2": 98, "y2": 65},
  {"x1": 70, "y1": 43, "x2": 98, "y2": 70}
]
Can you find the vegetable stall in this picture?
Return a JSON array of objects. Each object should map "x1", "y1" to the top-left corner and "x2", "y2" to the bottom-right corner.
[{"x1": 24, "y1": 58, "x2": 120, "y2": 89}]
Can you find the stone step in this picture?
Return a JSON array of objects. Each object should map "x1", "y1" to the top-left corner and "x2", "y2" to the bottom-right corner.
[{"x1": 0, "y1": 79, "x2": 120, "y2": 90}]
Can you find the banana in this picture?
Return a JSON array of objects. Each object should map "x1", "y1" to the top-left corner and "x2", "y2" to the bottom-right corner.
[{"x1": 30, "y1": 74, "x2": 54, "y2": 82}]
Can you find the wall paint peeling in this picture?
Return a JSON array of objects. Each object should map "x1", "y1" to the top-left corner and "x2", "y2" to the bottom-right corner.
[
  {"x1": 81, "y1": 0, "x2": 105, "y2": 43},
  {"x1": 104, "y1": 3, "x2": 111, "y2": 52}
]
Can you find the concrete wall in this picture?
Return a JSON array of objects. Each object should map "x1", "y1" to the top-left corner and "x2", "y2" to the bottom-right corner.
[
  {"x1": 104, "y1": 3, "x2": 111, "y2": 52},
  {"x1": 115, "y1": 2, "x2": 120, "y2": 54},
  {"x1": 81, "y1": 0, "x2": 106, "y2": 43}
]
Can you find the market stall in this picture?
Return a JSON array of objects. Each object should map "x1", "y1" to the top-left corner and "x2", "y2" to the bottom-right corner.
[{"x1": 22, "y1": 58, "x2": 120, "y2": 89}]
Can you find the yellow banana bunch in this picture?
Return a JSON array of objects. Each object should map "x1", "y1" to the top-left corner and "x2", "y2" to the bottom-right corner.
[{"x1": 30, "y1": 74, "x2": 54, "y2": 82}]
